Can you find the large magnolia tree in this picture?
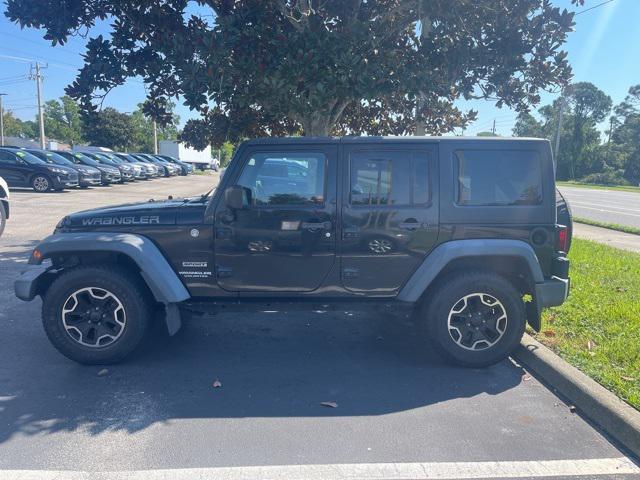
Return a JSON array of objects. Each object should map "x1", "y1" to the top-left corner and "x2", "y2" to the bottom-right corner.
[{"x1": 6, "y1": 0, "x2": 582, "y2": 146}]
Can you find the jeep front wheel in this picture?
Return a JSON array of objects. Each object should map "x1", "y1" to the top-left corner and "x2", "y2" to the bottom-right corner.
[
  {"x1": 422, "y1": 271, "x2": 525, "y2": 367},
  {"x1": 42, "y1": 266, "x2": 152, "y2": 364}
]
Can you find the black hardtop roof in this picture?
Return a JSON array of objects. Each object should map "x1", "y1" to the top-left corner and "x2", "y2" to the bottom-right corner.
[{"x1": 242, "y1": 136, "x2": 548, "y2": 146}]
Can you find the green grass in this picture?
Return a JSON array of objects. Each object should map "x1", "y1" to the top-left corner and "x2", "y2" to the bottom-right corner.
[
  {"x1": 557, "y1": 181, "x2": 640, "y2": 193},
  {"x1": 534, "y1": 238, "x2": 640, "y2": 410},
  {"x1": 574, "y1": 217, "x2": 640, "y2": 236}
]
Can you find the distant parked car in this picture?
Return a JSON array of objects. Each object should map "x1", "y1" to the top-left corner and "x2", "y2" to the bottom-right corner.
[
  {"x1": 0, "y1": 175, "x2": 9, "y2": 237},
  {"x1": 26, "y1": 149, "x2": 101, "y2": 189},
  {"x1": 0, "y1": 147, "x2": 78, "y2": 192},
  {"x1": 155, "y1": 154, "x2": 193, "y2": 175},
  {"x1": 210, "y1": 158, "x2": 220, "y2": 171},
  {"x1": 55, "y1": 151, "x2": 121, "y2": 186},
  {"x1": 84, "y1": 152, "x2": 134, "y2": 182},
  {"x1": 113, "y1": 153, "x2": 156, "y2": 179},
  {"x1": 132, "y1": 153, "x2": 179, "y2": 177},
  {"x1": 128, "y1": 154, "x2": 162, "y2": 177}
]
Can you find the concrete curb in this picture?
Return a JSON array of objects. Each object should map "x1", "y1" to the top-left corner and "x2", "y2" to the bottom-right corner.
[{"x1": 514, "y1": 334, "x2": 640, "y2": 460}]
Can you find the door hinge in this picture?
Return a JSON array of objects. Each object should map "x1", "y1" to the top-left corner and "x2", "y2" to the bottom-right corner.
[
  {"x1": 216, "y1": 265, "x2": 233, "y2": 278},
  {"x1": 342, "y1": 267, "x2": 359, "y2": 279}
]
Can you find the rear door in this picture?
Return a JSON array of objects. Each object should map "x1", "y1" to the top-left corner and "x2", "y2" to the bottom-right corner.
[
  {"x1": 214, "y1": 144, "x2": 337, "y2": 292},
  {"x1": 340, "y1": 143, "x2": 439, "y2": 294}
]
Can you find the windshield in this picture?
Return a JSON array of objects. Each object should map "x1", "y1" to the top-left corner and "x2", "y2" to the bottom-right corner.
[
  {"x1": 14, "y1": 150, "x2": 46, "y2": 165},
  {"x1": 92, "y1": 153, "x2": 118, "y2": 165},
  {"x1": 30, "y1": 151, "x2": 75, "y2": 167},
  {"x1": 72, "y1": 152, "x2": 100, "y2": 167}
]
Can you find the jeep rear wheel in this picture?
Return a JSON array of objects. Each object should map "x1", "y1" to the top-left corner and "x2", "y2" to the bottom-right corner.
[
  {"x1": 42, "y1": 265, "x2": 152, "y2": 364},
  {"x1": 421, "y1": 271, "x2": 525, "y2": 367}
]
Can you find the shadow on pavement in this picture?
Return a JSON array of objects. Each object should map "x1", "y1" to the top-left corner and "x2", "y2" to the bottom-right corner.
[{"x1": 0, "y1": 270, "x2": 525, "y2": 443}]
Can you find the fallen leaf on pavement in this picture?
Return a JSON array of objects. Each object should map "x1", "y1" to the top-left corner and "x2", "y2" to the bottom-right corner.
[
  {"x1": 320, "y1": 401, "x2": 338, "y2": 408},
  {"x1": 212, "y1": 379, "x2": 222, "y2": 388},
  {"x1": 522, "y1": 374, "x2": 532, "y2": 381}
]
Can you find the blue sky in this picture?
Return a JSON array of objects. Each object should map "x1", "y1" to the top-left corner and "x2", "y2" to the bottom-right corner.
[{"x1": 1, "y1": 0, "x2": 638, "y2": 137}]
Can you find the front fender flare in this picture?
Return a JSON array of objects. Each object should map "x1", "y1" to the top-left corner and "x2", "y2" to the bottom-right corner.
[{"x1": 23, "y1": 232, "x2": 190, "y2": 305}]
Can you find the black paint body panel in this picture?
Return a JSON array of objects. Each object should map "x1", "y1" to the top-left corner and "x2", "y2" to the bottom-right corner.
[{"x1": 56, "y1": 137, "x2": 558, "y2": 300}]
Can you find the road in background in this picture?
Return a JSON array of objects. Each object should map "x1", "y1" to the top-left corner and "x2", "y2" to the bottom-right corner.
[
  {"x1": 0, "y1": 176, "x2": 638, "y2": 477},
  {"x1": 559, "y1": 186, "x2": 640, "y2": 229}
]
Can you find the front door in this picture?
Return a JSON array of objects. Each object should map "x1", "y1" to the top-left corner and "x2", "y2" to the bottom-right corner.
[
  {"x1": 214, "y1": 145, "x2": 337, "y2": 292},
  {"x1": 340, "y1": 144, "x2": 439, "y2": 294}
]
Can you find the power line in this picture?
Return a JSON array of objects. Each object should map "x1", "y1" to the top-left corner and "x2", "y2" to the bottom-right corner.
[
  {"x1": 575, "y1": 0, "x2": 616, "y2": 16},
  {"x1": 0, "y1": 32, "x2": 86, "y2": 56}
]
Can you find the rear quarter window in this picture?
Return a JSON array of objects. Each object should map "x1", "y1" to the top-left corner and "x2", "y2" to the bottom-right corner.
[{"x1": 455, "y1": 150, "x2": 542, "y2": 206}]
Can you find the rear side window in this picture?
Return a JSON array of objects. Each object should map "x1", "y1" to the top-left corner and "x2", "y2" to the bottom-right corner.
[
  {"x1": 455, "y1": 150, "x2": 542, "y2": 206},
  {"x1": 350, "y1": 151, "x2": 430, "y2": 206}
]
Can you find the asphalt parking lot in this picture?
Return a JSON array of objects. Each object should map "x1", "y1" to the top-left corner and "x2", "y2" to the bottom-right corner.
[{"x1": 0, "y1": 176, "x2": 638, "y2": 478}]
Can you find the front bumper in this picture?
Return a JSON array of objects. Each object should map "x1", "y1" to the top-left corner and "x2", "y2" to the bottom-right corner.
[
  {"x1": 15, "y1": 264, "x2": 50, "y2": 301},
  {"x1": 79, "y1": 173, "x2": 102, "y2": 186},
  {"x1": 52, "y1": 175, "x2": 79, "y2": 189}
]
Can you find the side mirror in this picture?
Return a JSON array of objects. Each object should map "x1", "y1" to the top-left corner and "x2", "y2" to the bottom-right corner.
[{"x1": 225, "y1": 185, "x2": 250, "y2": 210}]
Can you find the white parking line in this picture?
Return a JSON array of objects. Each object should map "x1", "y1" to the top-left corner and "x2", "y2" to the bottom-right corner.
[{"x1": 2, "y1": 457, "x2": 639, "y2": 479}]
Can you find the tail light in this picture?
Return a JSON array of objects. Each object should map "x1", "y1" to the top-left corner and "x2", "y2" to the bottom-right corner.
[{"x1": 556, "y1": 224, "x2": 568, "y2": 253}]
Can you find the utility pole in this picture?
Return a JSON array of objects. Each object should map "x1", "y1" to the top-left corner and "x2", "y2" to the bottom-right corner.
[
  {"x1": 491, "y1": 119, "x2": 496, "y2": 135},
  {"x1": 30, "y1": 62, "x2": 47, "y2": 149},
  {"x1": 605, "y1": 116, "x2": 615, "y2": 168},
  {"x1": 0, "y1": 93, "x2": 6, "y2": 147},
  {"x1": 152, "y1": 119, "x2": 158, "y2": 154}
]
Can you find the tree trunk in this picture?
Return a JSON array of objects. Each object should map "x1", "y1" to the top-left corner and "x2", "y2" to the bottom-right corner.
[{"x1": 300, "y1": 114, "x2": 331, "y2": 136}]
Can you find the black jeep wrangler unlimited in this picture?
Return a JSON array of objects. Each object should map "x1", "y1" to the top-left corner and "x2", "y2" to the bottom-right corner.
[{"x1": 15, "y1": 137, "x2": 571, "y2": 367}]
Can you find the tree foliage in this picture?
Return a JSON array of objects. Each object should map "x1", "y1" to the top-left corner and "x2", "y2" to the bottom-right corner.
[
  {"x1": 83, "y1": 107, "x2": 135, "y2": 150},
  {"x1": 6, "y1": 0, "x2": 582, "y2": 146},
  {"x1": 43, "y1": 95, "x2": 84, "y2": 145},
  {"x1": 512, "y1": 82, "x2": 640, "y2": 184}
]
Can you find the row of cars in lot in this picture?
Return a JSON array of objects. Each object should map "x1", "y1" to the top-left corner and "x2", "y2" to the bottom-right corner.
[{"x1": 0, "y1": 147, "x2": 194, "y2": 193}]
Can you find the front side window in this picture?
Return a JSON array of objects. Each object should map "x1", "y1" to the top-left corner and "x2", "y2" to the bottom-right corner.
[
  {"x1": 456, "y1": 150, "x2": 542, "y2": 206},
  {"x1": 236, "y1": 152, "x2": 325, "y2": 206}
]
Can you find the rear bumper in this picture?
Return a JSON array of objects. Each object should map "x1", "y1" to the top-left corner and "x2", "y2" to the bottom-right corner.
[{"x1": 536, "y1": 276, "x2": 570, "y2": 308}]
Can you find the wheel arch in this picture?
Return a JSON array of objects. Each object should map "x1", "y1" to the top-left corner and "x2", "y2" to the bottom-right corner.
[
  {"x1": 23, "y1": 232, "x2": 190, "y2": 305},
  {"x1": 398, "y1": 239, "x2": 544, "y2": 330}
]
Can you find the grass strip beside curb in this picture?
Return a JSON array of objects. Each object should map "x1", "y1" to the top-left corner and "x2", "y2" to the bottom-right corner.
[
  {"x1": 534, "y1": 238, "x2": 640, "y2": 410},
  {"x1": 574, "y1": 217, "x2": 640, "y2": 236}
]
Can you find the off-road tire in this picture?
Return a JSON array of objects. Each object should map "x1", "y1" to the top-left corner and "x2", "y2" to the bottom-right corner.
[
  {"x1": 31, "y1": 174, "x2": 52, "y2": 192},
  {"x1": 42, "y1": 265, "x2": 153, "y2": 364},
  {"x1": 421, "y1": 271, "x2": 525, "y2": 367}
]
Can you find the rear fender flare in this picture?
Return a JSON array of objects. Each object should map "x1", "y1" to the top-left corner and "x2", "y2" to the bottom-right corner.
[{"x1": 398, "y1": 239, "x2": 544, "y2": 303}]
